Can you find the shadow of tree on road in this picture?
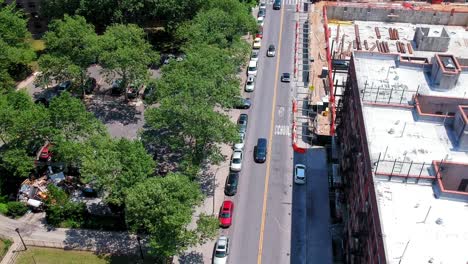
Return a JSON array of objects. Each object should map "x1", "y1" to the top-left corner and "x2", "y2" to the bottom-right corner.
[
  {"x1": 87, "y1": 96, "x2": 142, "y2": 126},
  {"x1": 178, "y1": 251, "x2": 204, "y2": 264}
]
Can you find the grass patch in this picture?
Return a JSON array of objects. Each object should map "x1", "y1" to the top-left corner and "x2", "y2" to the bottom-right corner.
[
  {"x1": 16, "y1": 247, "x2": 156, "y2": 264},
  {"x1": 0, "y1": 238, "x2": 13, "y2": 261}
]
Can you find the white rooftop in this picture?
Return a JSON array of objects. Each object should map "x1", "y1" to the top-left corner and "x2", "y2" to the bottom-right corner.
[
  {"x1": 363, "y1": 106, "x2": 468, "y2": 166},
  {"x1": 376, "y1": 180, "x2": 468, "y2": 264},
  {"x1": 353, "y1": 53, "x2": 468, "y2": 104}
]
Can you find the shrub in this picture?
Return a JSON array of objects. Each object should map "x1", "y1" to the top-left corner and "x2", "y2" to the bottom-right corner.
[
  {"x1": 0, "y1": 203, "x2": 8, "y2": 215},
  {"x1": 6, "y1": 202, "x2": 28, "y2": 218}
]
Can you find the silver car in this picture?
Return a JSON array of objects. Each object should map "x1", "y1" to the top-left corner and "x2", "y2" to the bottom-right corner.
[
  {"x1": 234, "y1": 132, "x2": 246, "y2": 150},
  {"x1": 294, "y1": 164, "x2": 306, "y2": 184},
  {"x1": 213, "y1": 236, "x2": 230, "y2": 264},
  {"x1": 245, "y1": 75, "x2": 255, "y2": 92}
]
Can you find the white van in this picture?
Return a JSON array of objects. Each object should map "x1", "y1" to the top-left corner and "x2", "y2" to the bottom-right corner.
[{"x1": 247, "y1": 60, "x2": 258, "y2": 76}]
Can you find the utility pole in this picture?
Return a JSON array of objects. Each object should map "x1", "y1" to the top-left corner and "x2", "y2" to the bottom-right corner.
[{"x1": 15, "y1": 228, "x2": 27, "y2": 250}]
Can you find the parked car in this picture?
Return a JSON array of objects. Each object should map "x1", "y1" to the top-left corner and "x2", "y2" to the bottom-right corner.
[
  {"x1": 247, "y1": 60, "x2": 258, "y2": 76},
  {"x1": 255, "y1": 138, "x2": 268, "y2": 163},
  {"x1": 273, "y1": 0, "x2": 281, "y2": 10},
  {"x1": 256, "y1": 26, "x2": 263, "y2": 39},
  {"x1": 142, "y1": 83, "x2": 156, "y2": 100},
  {"x1": 253, "y1": 38, "x2": 262, "y2": 49},
  {"x1": 224, "y1": 171, "x2": 239, "y2": 196},
  {"x1": 111, "y1": 79, "x2": 125, "y2": 95},
  {"x1": 245, "y1": 75, "x2": 255, "y2": 92},
  {"x1": 294, "y1": 164, "x2": 307, "y2": 184},
  {"x1": 234, "y1": 132, "x2": 246, "y2": 150},
  {"x1": 259, "y1": 2, "x2": 267, "y2": 10},
  {"x1": 258, "y1": 9, "x2": 266, "y2": 18},
  {"x1": 257, "y1": 16, "x2": 264, "y2": 27},
  {"x1": 230, "y1": 149, "x2": 243, "y2": 171},
  {"x1": 251, "y1": 49, "x2": 260, "y2": 62},
  {"x1": 237, "y1": 114, "x2": 248, "y2": 133},
  {"x1": 267, "y1": 44, "x2": 276, "y2": 57},
  {"x1": 213, "y1": 236, "x2": 230, "y2": 264},
  {"x1": 234, "y1": 98, "x2": 251, "y2": 109},
  {"x1": 81, "y1": 77, "x2": 98, "y2": 94},
  {"x1": 219, "y1": 200, "x2": 234, "y2": 228},
  {"x1": 281, "y1": 72, "x2": 291, "y2": 82},
  {"x1": 56, "y1": 80, "x2": 72, "y2": 94}
]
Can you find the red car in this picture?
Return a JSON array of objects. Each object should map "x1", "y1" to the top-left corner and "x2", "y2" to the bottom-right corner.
[
  {"x1": 256, "y1": 26, "x2": 263, "y2": 39},
  {"x1": 219, "y1": 200, "x2": 234, "y2": 227}
]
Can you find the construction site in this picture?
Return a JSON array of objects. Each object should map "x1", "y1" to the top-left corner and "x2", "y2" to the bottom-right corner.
[{"x1": 291, "y1": 1, "x2": 468, "y2": 263}]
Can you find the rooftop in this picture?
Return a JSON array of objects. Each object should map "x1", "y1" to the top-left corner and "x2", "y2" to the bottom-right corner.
[{"x1": 376, "y1": 180, "x2": 468, "y2": 264}]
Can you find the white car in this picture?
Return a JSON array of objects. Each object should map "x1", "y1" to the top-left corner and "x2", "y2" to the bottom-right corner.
[
  {"x1": 253, "y1": 37, "x2": 262, "y2": 49},
  {"x1": 251, "y1": 49, "x2": 260, "y2": 62},
  {"x1": 234, "y1": 132, "x2": 245, "y2": 150},
  {"x1": 230, "y1": 149, "x2": 243, "y2": 171},
  {"x1": 213, "y1": 236, "x2": 230, "y2": 264},
  {"x1": 294, "y1": 164, "x2": 306, "y2": 184},
  {"x1": 259, "y1": 2, "x2": 266, "y2": 10},
  {"x1": 245, "y1": 75, "x2": 255, "y2": 92},
  {"x1": 257, "y1": 16, "x2": 264, "y2": 27},
  {"x1": 247, "y1": 60, "x2": 258, "y2": 76}
]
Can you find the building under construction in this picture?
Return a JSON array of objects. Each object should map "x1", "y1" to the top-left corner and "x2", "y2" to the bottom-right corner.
[{"x1": 322, "y1": 2, "x2": 468, "y2": 263}]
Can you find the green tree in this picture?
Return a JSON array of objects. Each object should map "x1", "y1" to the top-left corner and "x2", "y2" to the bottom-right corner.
[
  {"x1": 195, "y1": 214, "x2": 219, "y2": 244},
  {"x1": 37, "y1": 15, "x2": 99, "y2": 96},
  {"x1": 6, "y1": 201, "x2": 28, "y2": 218},
  {"x1": 99, "y1": 24, "x2": 158, "y2": 101},
  {"x1": 125, "y1": 174, "x2": 203, "y2": 258},
  {"x1": 145, "y1": 93, "x2": 237, "y2": 164},
  {"x1": 0, "y1": 1, "x2": 35, "y2": 92},
  {"x1": 44, "y1": 184, "x2": 86, "y2": 227},
  {"x1": 80, "y1": 136, "x2": 155, "y2": 207},
  {"x1": 0, "y1": 148, "x2": 35, "y2": 178}
]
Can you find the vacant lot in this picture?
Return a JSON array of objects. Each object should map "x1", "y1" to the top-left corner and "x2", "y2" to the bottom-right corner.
[{"x1": 16, "y1": 247, "x2": 154, "y2": 264}]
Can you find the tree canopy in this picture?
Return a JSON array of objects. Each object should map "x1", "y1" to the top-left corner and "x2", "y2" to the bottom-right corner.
[{"x1": 0, "y1": 2, "x2": 35, "y2": 92}]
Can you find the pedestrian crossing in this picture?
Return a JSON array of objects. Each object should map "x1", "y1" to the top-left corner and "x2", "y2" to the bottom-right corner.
[{"x1": 275, "y1": 125, "x2": 291, "y2": 136}]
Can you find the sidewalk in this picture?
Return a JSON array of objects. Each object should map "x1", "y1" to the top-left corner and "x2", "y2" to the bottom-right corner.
[{"x1": 0, "y1": 213, "x2": 141, "y2": 264}]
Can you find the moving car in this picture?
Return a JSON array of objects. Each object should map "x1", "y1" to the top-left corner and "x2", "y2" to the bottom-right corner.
[
  {"x1": 267, "y1": 44, "x2": 276, "y2": 57},
  {"x1": 253, "y1": 37, "x2": 262, "y2": 49},
  {"x1": 213, "y1": 236, "x2": 230, "y2": 264},
  {"x1": 245, "y1": 75, "x2": 255, "y2": 92},
  {"x1": 247, "y1": 60, "x2": 258, "y2": 76},
  {"x1": 273, "y1": 0, "x2": 281, "y2": 10},
  {"x1": 237, "y1": 114, "x2": 248, "y2": 133},
  {"x1": 251, "y1": 49, "x2": 260, "y2": 62},
  {"x1": 230, "y1": 149, "x2": 243, "y2": 171},
  {"x1": 294, "y1": 164, "x2": 307, "y2": 184},
  {"x1": 224, "y1": 171, "x2": 239, "y2": 196},
  {"x1": 255, "y1": 138, "x2": 268, "y2": 163},
  {"x1": 235, "y1": 98, "x2": 251, "y2": 109},
  {"x1": 234, "y1": 132, "x2": 246, "y2": 150},
  {"x1": 219, "y1": 200, "x2": 234, "y2": 227},
  {"x1": 281, "y1": 72, "x2": 291, "y2": 82}
]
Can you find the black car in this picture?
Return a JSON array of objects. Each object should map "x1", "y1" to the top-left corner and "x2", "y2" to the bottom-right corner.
[
  {"x1": 224, "y1": 171, "x2": 239, "y2": 196},
  {"x1": 111, "y1": 79, "x2": 124, "y2": 95},
  {"x1": 237, "y1": 114, "x2": 248, "y2": 133},
  {"x1": 273, "y1": 0, "x2": 281, "y2": 10},
  {"x1": 255, "y1": 138, "x2": 268, "y2": 163},
  {"x1": 127, "y1": 82, "x2": 142, "y2": 99},
  {"x1": 281, "y1": 72, "x2": 291, "y2": 82},
  {"x1": 56, "y1": 80, "x2": 72, "y2": 94},
  {"x1": 235, "y1": 98, "x2": 251, "y2": 109},
  {"x1": 142, "y1": 83, "x2": 156, "y2": 100},
  {"x1": 258, "y1": 9, "x2": 266, "y2": 17}
]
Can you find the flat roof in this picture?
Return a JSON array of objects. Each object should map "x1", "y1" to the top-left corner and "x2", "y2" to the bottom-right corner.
[
  {"x1": 353, "y1": 53, "x2": 468, "y2": 103},
  {"x1": 363, "y1": 106, "x2": 467, "y2": 165},
  {"x1": 328, "y1": 21, "x2": 468, "y2": 59},
  {"x1": 375, "y1": 180, "x2": 468, "y2": 264}
]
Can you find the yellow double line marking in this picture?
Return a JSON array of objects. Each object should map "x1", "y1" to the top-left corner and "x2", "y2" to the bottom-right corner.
[{"x1": 257, "y1": 5, "x2": 286, "y2": 264}]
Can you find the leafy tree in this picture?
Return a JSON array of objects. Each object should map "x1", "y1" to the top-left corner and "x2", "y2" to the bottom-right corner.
[
  {"x1": 125, "y1": 174, "x2": 203, "y2": 258},
  {"x1": 80, "y1": 136, "x2": 155, "y2": 207},
  {"x1": 0, "y1": 2, "x2": 35, "y2": 92},
  {"x1": 37, "y1": 15, "x2": 99, "y2": 96},
  {"x1": 177, "y1": 1, "x2": 256, "y2": 49},
  {"x1": 44, "y1": 184, "x2": 86, "y2": 227},
  {"x1": 99, "y1": 24, "x2": 158, "y2": 101},
  {"x1": 145, "y1": 93, "x2": 237, "y2": 164},
  {"x1": 195, "y1": 213, "x2": 219, "y2": 244},
  {"x1": 0, "y1": 148, "x2": 35, "y2": 178}
]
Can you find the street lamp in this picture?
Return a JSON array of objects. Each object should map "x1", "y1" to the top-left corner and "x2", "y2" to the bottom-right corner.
[
  {"x1": 136, "y1": 236, "x2": 144, "y2": 260},
  {"x1": 15, "y1": 228, "x2": 27, "y2": 250}
]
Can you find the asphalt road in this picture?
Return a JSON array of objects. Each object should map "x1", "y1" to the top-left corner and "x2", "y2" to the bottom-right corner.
[{"x1": 224, "y1": 2, "x2": 297, "y2": 264}]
